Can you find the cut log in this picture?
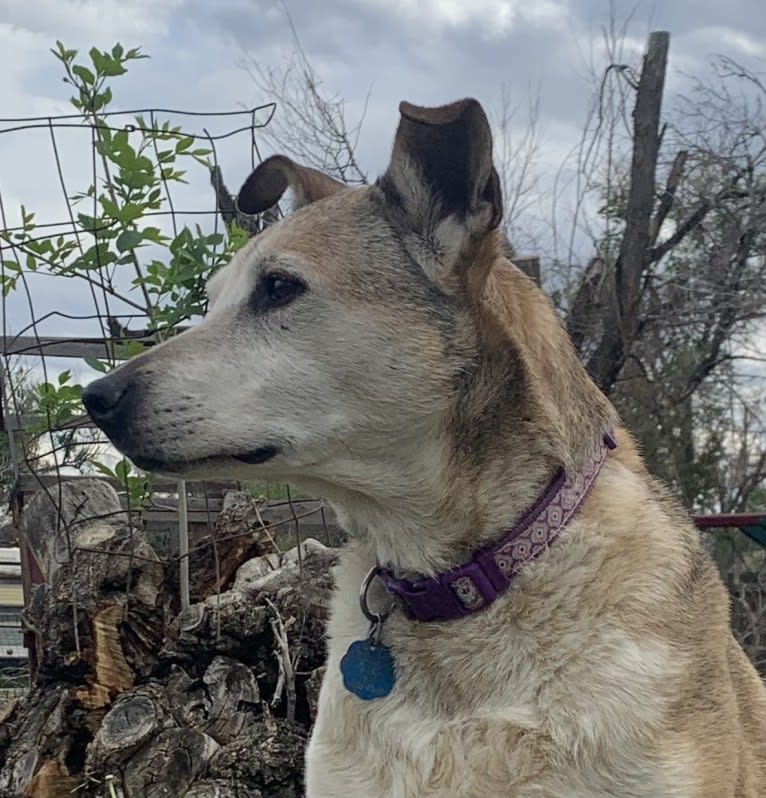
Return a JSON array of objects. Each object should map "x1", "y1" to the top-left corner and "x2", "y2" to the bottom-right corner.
[
  {"x1": 121, "y1": 728, "x2": 219, "y2": 798},
  {"x1": 185, "y1": 780, "x2": 263, "y2": 798},
  {"x1": 87, "y1": 683, "x2": 170, "y2": 772},
  {"x1": 2, "y1": 479, "x2": 341, "y2": 797},
  {"x1": 26, "y1": 522, "x2": 167, "y2": 690},
  {"x1": 207, "y1": 716, "x2": 307, "y2": 798},
  {"x1": 197, "y1": 657, "x2": 261, "y2": 744},
  {"x1": 26, "y1": 759, "x2": 79, "y2": 798},
  {"x1": 187, "y1": 491, "x2": 276, "y2": 603},
  {"x1": 0, "y1": 685, "x2": 80, "y2": 797},
  {"x1": 21, "y1": 479, "x2": 127, "y2": 583}
]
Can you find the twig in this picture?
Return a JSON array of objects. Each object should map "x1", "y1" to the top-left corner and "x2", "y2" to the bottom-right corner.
[{"x1": 264, "y1": 596, "x2": 296, "y2": 723}]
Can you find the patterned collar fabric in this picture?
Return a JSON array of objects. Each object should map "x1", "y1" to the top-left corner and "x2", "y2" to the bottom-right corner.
[{"x1": 377, "y1": 432, "x2": 617, "y2": 623}]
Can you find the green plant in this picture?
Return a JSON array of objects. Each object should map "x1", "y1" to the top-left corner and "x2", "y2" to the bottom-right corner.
[
  {"x1": 93, "y1": 457, "x2": 153, "y2": 510},
  {"x1": 32, "y1": 370, "x2": 82, "y2": 431},
  {"x1": 0, "y1": 41, "x2": 249, "y2": 506}
]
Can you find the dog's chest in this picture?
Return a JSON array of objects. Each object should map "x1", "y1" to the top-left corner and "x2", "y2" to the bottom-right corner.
[{"x1": 306, "y1": 544, "x2": 681, "y2": 798}]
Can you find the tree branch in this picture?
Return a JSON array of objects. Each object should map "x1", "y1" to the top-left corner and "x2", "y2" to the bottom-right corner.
[{"x1": 649, "y1": 149, "x2": 687, "y2": 246}]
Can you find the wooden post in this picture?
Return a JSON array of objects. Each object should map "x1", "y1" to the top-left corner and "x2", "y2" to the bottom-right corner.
[{"x1": 584, "y1": 31, "x2": 670, "y2": 393}]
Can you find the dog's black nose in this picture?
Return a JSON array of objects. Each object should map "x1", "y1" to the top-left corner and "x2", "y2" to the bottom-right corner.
[{"x1": 82, "y1": 375, "x2": 129, "y2": 427}]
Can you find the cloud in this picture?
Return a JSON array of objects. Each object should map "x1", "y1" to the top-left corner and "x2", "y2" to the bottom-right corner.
[
  {"x1": 352, "y1": 0, "x2": 569, "y2": 37},
  {"x1": 1, "y1": 0, "x2": 763, "y2": 344},
  {"x1": 0, "y1": 0, "x2": 184, "y2": 43}
]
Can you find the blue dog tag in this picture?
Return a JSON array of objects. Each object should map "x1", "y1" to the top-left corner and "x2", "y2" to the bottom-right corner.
[{"x1": 340, "y1": 638, "x2": 396, "y2": 700}]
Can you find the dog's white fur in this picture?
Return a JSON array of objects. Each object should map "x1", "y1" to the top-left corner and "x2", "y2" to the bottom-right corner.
[
  {"x1": 309, "y1": 466, "x2": 701, "y2": 797},
  {"x1": 88, "y1": 99, "x2": 766, "y2": 797}
]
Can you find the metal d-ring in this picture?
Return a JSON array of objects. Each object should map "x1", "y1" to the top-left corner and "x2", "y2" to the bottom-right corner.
[{"x1": 359, "y1": 566, "x2": 395, "y2": 645}]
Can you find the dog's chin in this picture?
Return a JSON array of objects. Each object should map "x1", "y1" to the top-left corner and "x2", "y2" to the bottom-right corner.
[{"x1": 128, "y1": 446, "x2": 280, "y2": 477}]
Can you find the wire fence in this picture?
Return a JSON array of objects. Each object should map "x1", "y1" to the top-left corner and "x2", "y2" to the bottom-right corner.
[{"x1": 0, "y1": 100, "x2": 344, "y2": 695}]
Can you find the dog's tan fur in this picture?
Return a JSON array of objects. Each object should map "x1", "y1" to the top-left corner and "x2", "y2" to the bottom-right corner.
[{"x1": 86, "y1": 98, "x2": 765, "y2": 797}]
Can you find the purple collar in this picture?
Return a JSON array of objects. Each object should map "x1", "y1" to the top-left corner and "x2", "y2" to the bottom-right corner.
[{"x1": 377, "y1": 432, "x2": 617, "y2": 623}]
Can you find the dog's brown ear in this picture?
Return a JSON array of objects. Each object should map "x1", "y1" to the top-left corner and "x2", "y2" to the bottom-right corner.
[
  {"x1": 380, "y1": 99, "x2": 502, "y2": 241},
  {"x1": 237, "y1": 155, "x2": 346, "y2": 215}
]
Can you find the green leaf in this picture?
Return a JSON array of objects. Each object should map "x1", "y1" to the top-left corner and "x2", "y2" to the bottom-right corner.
[
  {"x1": 140, "y1": 227, "x2": 168, "y2": 245},
  {"x1": 101, "y1": 55, "x2": 127, "y2": 77},
  {"x1": 58, "y1": 370, "x2": 71, "y2": 385},
  {"x1": 125, "y1": 47, "x2": 149, "y2": 61},
  {"x1": 84, "y1": 356, "x2": 111, "y2": 374},
  {"x1": 116, "y1": 340, "x2": 146, "y2": 359},
  {"x1": 174, "y1": 135, "x2": 194, "y2": 152},
  {"x1": 155, "y1": 149, "x2": 175, "y2": 164},
  {"x1": 121, "y1": 171, "x2": 155, "y2": 189},
  {"x1": 92, "y1": 461, "x2": 115, "y2": 478},
  {"x1": 111, "y1": 43, "x2": 124, "y2": 61},
  {"x1": 113, "y1": 130, "x2": 129, "y2": 150},
  {"x1": 52, "y1": 41, "x2": 77, "y2": 64},
  {"x1": 89, "y1": 47, "x2": 106, "y2": 74},
  {"x1": 72, "y1": 65, "x2": 95, "y2": 85},
  {"x1": 99, "y1": 197, "x2": 119, "y2": 218},
  {"x1": 118, "y1": 203, "x2": 144, "y2": 223},
  {"x1": 132, "y1": 154, "x2": 153, "y2": 172},
  {"x1": 115, "y1": 458, "x2": 130, "y2": 482},
  {"x1": 77, "y1": 212, "x2": 98, "y2": 232},
  {"x1": 74, "y1": 243, "x2": 117, "y2": 270},
  {"x1": 116, "y1": 229, "x2": 143, "y2": 252}
]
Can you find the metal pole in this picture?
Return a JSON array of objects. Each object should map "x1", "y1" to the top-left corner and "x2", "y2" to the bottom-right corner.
[
  {"x1": 178, "y1": 479, "x2": 190, "y2": 611},
  {"x1": 0, "y1": 365, "x2": 20, "y2": 484}
]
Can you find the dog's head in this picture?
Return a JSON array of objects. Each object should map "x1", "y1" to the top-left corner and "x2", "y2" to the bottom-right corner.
[{"x1": 84, "y1": 98, "x2": 613, "y2": 508}]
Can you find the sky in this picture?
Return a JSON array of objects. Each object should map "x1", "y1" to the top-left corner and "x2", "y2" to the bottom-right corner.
[{"x1": 0, "y1": 0, "x2": 763, "y2": 347}]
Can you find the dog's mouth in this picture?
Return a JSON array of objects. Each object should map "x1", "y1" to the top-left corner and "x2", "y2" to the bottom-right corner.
[{"x1": 130, "y1": 446, "x2": 280, "y2": 474}]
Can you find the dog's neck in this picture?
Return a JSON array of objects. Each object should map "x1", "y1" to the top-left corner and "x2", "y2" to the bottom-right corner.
[{"x1": 302, "y1": 431, "x2": 566, "y2": 576}]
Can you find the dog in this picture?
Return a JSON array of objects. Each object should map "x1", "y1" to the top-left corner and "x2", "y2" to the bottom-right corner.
[{"x1": 84, "y1": 98, "x2": 766, "y2": 797}]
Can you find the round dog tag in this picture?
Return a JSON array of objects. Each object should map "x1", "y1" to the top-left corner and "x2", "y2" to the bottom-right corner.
[{"x1": 340, "y1": 638, "x2": 396, "y2": 701}]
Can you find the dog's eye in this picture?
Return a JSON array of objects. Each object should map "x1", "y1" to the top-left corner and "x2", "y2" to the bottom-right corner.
[{"x1": 253, "y1": 273, "x2": 306, "y2": 312}]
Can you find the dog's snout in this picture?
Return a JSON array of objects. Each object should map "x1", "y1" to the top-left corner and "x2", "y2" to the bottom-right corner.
[{"x1": 82, "y1": 374, "x2": 131, "y2": 429}]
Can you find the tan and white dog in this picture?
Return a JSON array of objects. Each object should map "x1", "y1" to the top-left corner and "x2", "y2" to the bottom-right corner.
[{"x1": 84, "y1": 99, "x2": 765, "y2": 797}]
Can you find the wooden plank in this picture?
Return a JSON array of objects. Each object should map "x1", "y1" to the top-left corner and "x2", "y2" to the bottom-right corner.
[
  {"x1": 692, "y1": 514, "x2": 765, "y2": 529},
  {"x1": 513, "y1": 255, "x2": 541, "y2": 285},
  {"x1": 1, "y1": 335, "x2": 144, "y2": 360},
  {"x1": 3, "y1": 413, "x2": 94, "y2": 433},
  {"x1": 2, "y1": 330, "x2": 189, "y2": 360}
]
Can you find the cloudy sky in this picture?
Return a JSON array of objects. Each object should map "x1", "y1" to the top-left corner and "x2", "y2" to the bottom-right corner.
[{"x1": 0, "y1": 0, "x2": 763, "y2": 346}]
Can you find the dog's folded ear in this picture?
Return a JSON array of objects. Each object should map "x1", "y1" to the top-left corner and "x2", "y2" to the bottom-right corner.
[
  {"x1": 237, "y1": 155, "x2": 346, "y2": 215},
  {"x1": 380, "y1": 99, "x2": 502, "y2": 248}
]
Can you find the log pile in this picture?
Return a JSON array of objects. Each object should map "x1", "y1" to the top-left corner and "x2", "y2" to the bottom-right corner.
[{"x1": 0, "y1": 481, "x2": 339, "y2": 797}]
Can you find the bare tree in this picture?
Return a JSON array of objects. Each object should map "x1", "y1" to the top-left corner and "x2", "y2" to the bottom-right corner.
[
  {"x1": 241, "y1": 18, "x2": 368, "y2": 186},
  {"x1": 490, "y1": 84, "x2": 543, "y2": 255}
]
